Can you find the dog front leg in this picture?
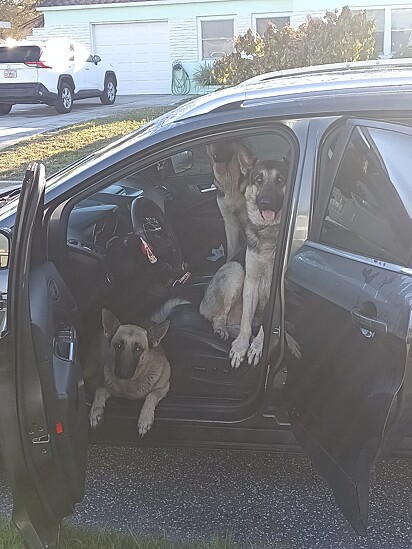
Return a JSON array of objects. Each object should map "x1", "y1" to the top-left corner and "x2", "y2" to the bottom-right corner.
[
  {"x1": 137, "y1": 382, "x2": 170, "y2": 437},
  {"x1": 90, "y1": 387, "x2": 110, "y2": 429},
  {"x1": 247, "y1": 325, "x2": 265, "y2": 366},
  {"x1": 229, "y1": 274, "x2": 258, "y2": 368},
  {"x1": 225, "y1": 218, "x2": 240, "y2": 262}
]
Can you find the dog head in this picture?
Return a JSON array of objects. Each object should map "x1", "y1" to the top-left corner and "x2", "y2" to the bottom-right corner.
[
  {"x1": 206, "y1": 140, "x2": 237, "y2": 176},
  {"x1": 239, "y1": 153, "x2": 290, "y2": 227},
  {"x1": 102, "y1": 309, "x2": 169, "y2": 380},
  {"x1": 206, "y1": 139, "x2": 254, "y2": 183}
]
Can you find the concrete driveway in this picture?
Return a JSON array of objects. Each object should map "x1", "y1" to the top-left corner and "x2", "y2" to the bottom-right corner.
[{"x1": 0, "y1": 94, "x2": 189, "y2": 150}]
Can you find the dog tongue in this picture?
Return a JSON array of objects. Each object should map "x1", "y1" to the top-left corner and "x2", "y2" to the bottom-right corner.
[
  {"x1": 215, "y1": 162, "x2": 227, "y2": 175},
  {"x1": 261, "y1": 210, "x2": 276, "y2": 222}
]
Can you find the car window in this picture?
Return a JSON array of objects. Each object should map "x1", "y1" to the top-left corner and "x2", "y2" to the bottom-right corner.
[
  {"x1": 165, "y1": 133, "x2": 291, "y2": 179},
  {"x1": 0, "y1": 46, "x2": 41, "y2": 63},
  {"x1": 319, "y1": 125, "x2": 412, "y2": 266}
]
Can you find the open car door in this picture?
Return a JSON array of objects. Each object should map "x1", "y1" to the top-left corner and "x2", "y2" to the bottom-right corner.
[
  {"x1": 0, "y1": 164, "x2": 88, "y2": 548},
  {"x1": 283, "y1": 120, "x2": 412, "y2": 535}
]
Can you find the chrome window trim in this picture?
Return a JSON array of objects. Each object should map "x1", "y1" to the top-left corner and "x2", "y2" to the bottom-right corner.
[{"x1": 304, "y1": 240, "x2": 412, "y2": 275}]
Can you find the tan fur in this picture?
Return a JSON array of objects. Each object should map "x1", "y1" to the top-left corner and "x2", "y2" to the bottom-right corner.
[
  {"x1": 200, "y1": 157, "x2": 301, "y2": 368},
  {"x1": 206, "y1": 139, "x2": 253, "y2": 261},
  {"x1": 85, "y1": 310, "x2": 170, "y2": 437}
]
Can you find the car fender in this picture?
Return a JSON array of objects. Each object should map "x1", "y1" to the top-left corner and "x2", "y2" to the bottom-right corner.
[{"x1": 57, "y1": 74, "x2": 75, "y2": 92}]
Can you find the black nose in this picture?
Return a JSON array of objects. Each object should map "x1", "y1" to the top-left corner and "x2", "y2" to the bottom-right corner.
[{"x1": 260, "y1": 200, "x2": 272, "y2": 210}]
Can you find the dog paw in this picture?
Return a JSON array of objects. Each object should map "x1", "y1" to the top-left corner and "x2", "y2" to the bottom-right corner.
[
  {"x1": 89, "y1": 407, "x2": 104, "y2": 430},
  {"x1": 138, "y1": 412, "x2": 154, "y2": 437},
  {"x1": 247, "y1": 338, "x2": 263, "y2": 366},
  {"x1": 214, "y1": 326, "x2": 229, "y2": 340},
  {"x1": 286, "y1": 332, "x2": 302, "y2": 359},
  {"x1": 229, "y1": 337, "x2": 249, "y2": 369}
]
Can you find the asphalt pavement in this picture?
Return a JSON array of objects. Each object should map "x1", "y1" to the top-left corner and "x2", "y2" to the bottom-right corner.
[
  {"x1": 0, "y1": 94, "x2": 188, "y2": 150},
  {"x1": 1, "y1": 445, "x2": 411, "y2": 548}
]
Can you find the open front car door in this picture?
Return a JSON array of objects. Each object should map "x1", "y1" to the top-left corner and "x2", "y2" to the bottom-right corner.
[
  {"x1": 0, "y1": 164, "x2": 88, "y2": 548},
  {"x1": 284, "y1": 120, "x2": 412, "y2": 535}
]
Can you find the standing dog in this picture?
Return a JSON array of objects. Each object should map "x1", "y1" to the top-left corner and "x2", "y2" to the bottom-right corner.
[
  {"x1": 206, "y1": 139, "x2": 254, "y2": 261},
  {"x1": 200, "y1": 153, "x2": 300, "y2": 368},
  {"x1": 85, "y1": 309, "x2": 171, "y2": 436}
]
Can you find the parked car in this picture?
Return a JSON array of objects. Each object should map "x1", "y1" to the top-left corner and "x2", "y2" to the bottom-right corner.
[
  {"x1": 0, "y1": 38, "x2": 117, "y2": 114},
  {"x1": 0, "y1": 60, "x2": 412, "y2": 548}
]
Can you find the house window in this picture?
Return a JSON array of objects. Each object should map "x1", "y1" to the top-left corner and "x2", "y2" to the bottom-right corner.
[
  {"x1": 256, "y1": 16, "x2": 290, "y2": 36},
  {"x1": 200, "y1": 19, "x2": 234, "y2": 60},
  {"x1": 364, "y1": 9, "x2": 385, "y2": 55},
  {"x1": 391, "y1": 8, "x2": 412, "y2": 54}
]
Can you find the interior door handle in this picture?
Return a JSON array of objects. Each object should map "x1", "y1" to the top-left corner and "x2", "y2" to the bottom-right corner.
[
  {"x1": 55, "y1": 324, "x2": 76, "y2": 361},
  {"x1": 351, "y1": 307, "x2": 388, "y2": 335}
]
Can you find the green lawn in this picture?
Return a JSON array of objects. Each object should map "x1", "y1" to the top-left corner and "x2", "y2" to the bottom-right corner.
[
  {"x1": 0, "y1": 106, "x2": 174, "y2": 182},
  {"x1": 0, "y1": 522, "x2": 267, "y2": 549}
]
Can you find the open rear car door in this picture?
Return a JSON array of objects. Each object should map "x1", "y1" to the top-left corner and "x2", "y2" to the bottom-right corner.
[
  {"x1": 283, "y1": 120, "x2": 412, "y2": 535},
  {"x1": 0, "y1": 164, "x2": 88, "y2": 548}
]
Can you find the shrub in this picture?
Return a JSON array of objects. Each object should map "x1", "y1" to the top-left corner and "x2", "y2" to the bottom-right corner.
[
  {"x1": 192, "y1": 63, "x2": 219, "y2": 87},
  {"x1": 212, "y1": 6, "x2": 377, "y2": 86}
]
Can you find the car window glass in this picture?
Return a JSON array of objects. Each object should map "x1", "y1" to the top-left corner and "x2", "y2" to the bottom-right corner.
[
  {"x1": 160, "y1": 133, "x2": 291, "y2": 179},
  {"x1": 0, "y1": 46, "x2": 41, "y2": 63},
  {"x1": 319, "y1": 125, "x2": 412, "y2": 266}
]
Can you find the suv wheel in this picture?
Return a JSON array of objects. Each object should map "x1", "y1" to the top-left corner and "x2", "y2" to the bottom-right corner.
[
  {"x1": 54, "y1": 84, "x2": 73, "y2": 114},
  {"x1": 0, "y1": 104, "x2": 12, "y2": 115},
  {"x1": 100, "y1": 77, "x2": 117, "y2": 105}
]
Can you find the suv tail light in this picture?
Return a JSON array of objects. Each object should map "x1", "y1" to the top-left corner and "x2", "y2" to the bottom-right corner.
[{"x1": 24, "y1": 61, "x2": 52, "y2": 69}]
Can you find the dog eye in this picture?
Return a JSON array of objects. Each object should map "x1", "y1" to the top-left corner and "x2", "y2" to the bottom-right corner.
[
  {"x1": 133, "y1": 343, "x2": 142, "y2": 353},
  {"x1": 277, "y1": 175, "x2": 285, "y2": 184},
  {"x1": 255, "y1": 174, "x2": 263, "y2": 184},
  {"x1": 115, "y1": 340, "x2": 124, "y2": 350}
]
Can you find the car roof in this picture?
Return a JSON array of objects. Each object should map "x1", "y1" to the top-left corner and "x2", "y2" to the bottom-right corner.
[
  {"x1": 169, "y1": 61, "x2": 412, "y2": 122},
  {"x1": 236, "y1": 58, "x2": 412, "y2": 86}
]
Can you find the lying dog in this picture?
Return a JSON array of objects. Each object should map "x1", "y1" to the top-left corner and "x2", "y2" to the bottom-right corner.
[
  {"x1": 200, "y1": 153, "x2": 300, "y2": 368},
  {"x1": 84, "y1": 309, "x2": 171, "y2": 437},
  {"x1": 206, "y1": 139, "x2": 253, "y2": 261}
]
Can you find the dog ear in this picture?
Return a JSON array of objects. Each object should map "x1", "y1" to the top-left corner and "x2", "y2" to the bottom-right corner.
[
  {"x1": 147, "y1": 320, "x2": 170, "y2": 348},
  {"x1": 102, "y1": 309, "x2": 121, "y2": 342},
  {"x1": 237, "y1": 145, "x2": 255, "y2": 176}
]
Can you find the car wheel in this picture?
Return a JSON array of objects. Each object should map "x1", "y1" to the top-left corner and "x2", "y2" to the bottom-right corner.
[
  {"x1": 100, "y1": 77, "x2": 116, "y2": 105},
  {"x1": 0, "y1": 103, "x2": 12, "y2": 115},
  {"x1": 54, "y1": 84, "x2": 73, "y2": 114}
]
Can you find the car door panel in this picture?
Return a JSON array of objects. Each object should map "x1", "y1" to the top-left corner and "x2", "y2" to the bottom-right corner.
[
  {"x1": 285, "y1": 244, "x2": 408, "y2": 534},
  {"x1": 283, "y1": 120, "x2": 412, "y2": 535},
  {"x1": 0, "y1": 164, "x2": 87, "y2": 549}
]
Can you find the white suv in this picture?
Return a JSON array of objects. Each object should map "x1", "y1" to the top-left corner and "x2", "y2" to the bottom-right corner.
[{"x1": 0, "y1": 38, "x2": 117, "y2": 114}]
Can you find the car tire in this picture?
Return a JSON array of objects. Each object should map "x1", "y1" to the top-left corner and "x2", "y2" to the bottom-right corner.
[
  {"x1": 54, "y1": 83, "x2": 73, "y2": 114},
  {"x1": 0, "y1": 103, "x2": 12, "y2": 115},
  {"x1": 100, "y1": 77, "x2": 116, "y2": 105}
]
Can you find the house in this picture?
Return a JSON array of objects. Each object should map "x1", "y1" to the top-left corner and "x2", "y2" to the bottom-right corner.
[{"x1": 32, "y1": 0, "x2": 412, "y2": 95}]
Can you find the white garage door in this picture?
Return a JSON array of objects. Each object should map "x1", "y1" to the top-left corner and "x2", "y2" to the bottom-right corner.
[{"x1": 93, "y1": 21, "x2": 171, "y2": 95}]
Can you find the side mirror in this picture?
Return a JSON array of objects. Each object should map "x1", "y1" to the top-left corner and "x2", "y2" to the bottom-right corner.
[
  {"x1": 170, "y1": 151, "x2": 193, "y2": 174},
  {"x1": 0, "y1": 229, "x2": 10, "y2": 269},
  {"x1": 93, "y1": 54, "x2": 101, "y2": 65}
]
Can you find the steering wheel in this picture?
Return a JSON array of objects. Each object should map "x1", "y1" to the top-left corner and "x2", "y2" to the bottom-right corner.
[{"x1": 130, "y1": 197, "x2": 183, "y2": 273}]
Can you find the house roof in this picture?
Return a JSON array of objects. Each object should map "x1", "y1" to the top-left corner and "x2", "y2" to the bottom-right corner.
[{"x1": 38, "y1": 0, "x2": 151, "y2": 7}]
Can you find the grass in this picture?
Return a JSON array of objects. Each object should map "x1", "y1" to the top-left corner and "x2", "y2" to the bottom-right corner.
[
  {"x1": 0, "y1": 522, "x2": 267, "y2": 549},
  {"x1": 0, "y1": 106, "x2": 174, "y2": 181}
]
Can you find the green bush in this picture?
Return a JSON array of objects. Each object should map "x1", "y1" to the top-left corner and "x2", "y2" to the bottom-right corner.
[{"x1": 212, "y1": 6, "x2": 377, "y2": 86}]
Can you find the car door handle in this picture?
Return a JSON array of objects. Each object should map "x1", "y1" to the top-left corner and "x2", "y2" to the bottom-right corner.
[
  {"x1": 54, "y1": 324, "x2": 76, "y2": 361},
  {"x1": 351, "y1": 307, "x2": 388, "y2": 335}
]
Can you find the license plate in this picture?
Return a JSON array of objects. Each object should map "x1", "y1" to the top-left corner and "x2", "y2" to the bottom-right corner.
[{"x1": 4, "y1": 70, "x2": 17, "y2": 78}]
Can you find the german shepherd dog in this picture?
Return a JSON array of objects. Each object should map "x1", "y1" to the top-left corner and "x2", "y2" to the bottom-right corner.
[
  {"x1": 85, "y1": 309, "x2": 171, "y2": 436},
  {"x1": 200, "y1": 152, "x2": 301, "y2": 368},
  {"x1": 206, "y1": 139, "x2": 254, "y2": 261}
]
